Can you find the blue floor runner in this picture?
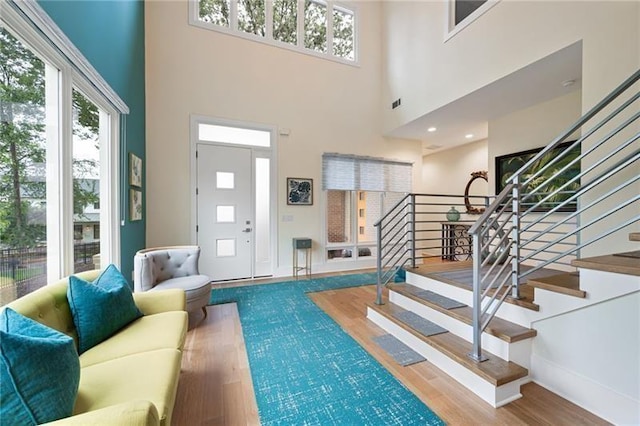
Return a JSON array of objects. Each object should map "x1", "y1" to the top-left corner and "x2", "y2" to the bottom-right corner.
[{"x1": 210, "y1": 273, "x2": 444, "y2": 425}]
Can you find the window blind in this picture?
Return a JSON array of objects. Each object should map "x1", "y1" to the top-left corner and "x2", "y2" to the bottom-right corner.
[{"x1": 322, "y1": 153, "x2": 412, "y2": 192}]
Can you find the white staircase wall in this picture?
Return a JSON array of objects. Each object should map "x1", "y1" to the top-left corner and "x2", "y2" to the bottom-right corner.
[{"x1": 531, "y1": 290, "x2": 640, "y2": 425}]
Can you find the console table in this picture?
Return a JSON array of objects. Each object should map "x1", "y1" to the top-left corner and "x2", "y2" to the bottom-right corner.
[
  {"x1": 441, "y1": 223, "x2": 472, "y2": 261},
  {"x1": 292, "y1": 238, "x2": 312, "y2": 279}
]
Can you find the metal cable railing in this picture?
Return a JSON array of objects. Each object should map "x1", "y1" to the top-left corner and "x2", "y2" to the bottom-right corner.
[{"x1": 466, "y1": 69, "x2": 640, "y2": 361}]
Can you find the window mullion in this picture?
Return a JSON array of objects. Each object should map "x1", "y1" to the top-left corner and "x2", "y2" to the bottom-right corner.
[
  {"x1": 265, "y1": 0, "x2": 273, "y2": 39},
  {"x1": 326, "y1": 1, "x2": 334, "y2": 57},
  {"x1": 60, "y1": 67, "x2": 75, "y2": 277},
  {"x1": 230, "y1": 0, "x2": 238, "y2": 30},
  {"x1": 297, "y1": 0, "x2": 304, "y2": 48}
]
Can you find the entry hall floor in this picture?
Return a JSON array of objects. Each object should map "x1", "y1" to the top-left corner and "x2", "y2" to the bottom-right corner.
[{"x1": 172, "y1": 273, "x2": 608, "y2": 425}]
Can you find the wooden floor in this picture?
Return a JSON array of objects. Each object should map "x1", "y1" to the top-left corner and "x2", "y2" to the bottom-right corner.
[{"x1": 172, "y1": 271, "x2": 609, "y2": 425}]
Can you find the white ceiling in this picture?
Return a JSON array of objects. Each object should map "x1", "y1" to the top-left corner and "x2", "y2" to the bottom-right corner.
[{"x1": 387, "y1": 42, "x2": 583, "y2": 155}]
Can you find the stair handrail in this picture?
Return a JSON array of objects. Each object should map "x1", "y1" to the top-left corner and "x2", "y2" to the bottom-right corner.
[{"x1": 467, "y1": 69, "x2": 640, "y2": 362}]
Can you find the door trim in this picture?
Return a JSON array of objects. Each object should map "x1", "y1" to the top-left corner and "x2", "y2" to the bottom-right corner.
[{"x1": 189, "y1": 115, "x2": 278, "y2": 279}]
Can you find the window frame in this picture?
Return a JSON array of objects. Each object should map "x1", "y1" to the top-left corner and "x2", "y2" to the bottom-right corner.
[
  {"x1": 2, "y1": 1, "x2": 125, "y2": 281},
  {"x1": 444, "y1": 0, "x2": 500, "y2": 42},
  {"x1": 189, "y1": 0, "x2": 359, "y2": 66}
]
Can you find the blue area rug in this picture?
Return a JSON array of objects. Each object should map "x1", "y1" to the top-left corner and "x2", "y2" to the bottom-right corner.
[{"x1": 210, "y1": 273, "x2": 444, "y2": 425}]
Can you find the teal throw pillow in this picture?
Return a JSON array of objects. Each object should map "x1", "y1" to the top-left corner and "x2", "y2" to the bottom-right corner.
[
  {"x1": 0, "y1": 308, "x2": 80, "y2": 425},
  {"x1": 68, "y1": 264, "x2": 143, "y2": 354}
]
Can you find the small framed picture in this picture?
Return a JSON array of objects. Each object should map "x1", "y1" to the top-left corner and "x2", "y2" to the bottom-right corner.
[
  {"x1": 287, "y1": 178, "x2": 313, "y2": 206},
  {"x1": 130, "y1": 189, "x2": 143, "y2": 221},
  {"x1": 129, "y1": 153, "x2": 142, "y2": 187}
]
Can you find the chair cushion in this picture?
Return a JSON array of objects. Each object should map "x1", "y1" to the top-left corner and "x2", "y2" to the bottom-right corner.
[
  {"x1": 151, "y1": 275, "x2": 211, "y2": 299},
  {"x1": 68, "y1": 264, "x2": 143, "y2": 354},
  {"x1": 0, "y1": 308, "x2": 80, "y2": 425},
  {"x1": 80, "y1": 311, "x2": 188, "y2": 368}
]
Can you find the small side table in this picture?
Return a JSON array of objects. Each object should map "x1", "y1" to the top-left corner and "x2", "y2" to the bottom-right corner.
[
  {"x1": 441, "y1": 223, "x2": 472, "y2": 261},
  {"x1": 293, "y1": 238, "x2": 312, "y2": 279}
]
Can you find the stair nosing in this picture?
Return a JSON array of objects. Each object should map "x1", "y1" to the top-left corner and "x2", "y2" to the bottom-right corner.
[
  {"x1": 367, "y1": 301, "x2": 529, "y2": 387},
  {"x1": 389, "y1": 283, "x2": 537, "y2": 343},
  {"x1": 572, "y1": 255, "x2": 640, "y2": 277},
  {"x1": 527, "y1": 272, "x2": 586, "y2": 298}
]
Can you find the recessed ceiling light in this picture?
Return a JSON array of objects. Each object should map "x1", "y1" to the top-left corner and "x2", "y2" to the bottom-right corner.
[
  {"x1": 562, "y1": 79, "x2": 576, "y2": 87},
  {"x1": 465, "y1": 134, "x2": 474, "y2": 139},
  {"x1": 427, "y1": 127, "x2": 437, "y2": 132}
]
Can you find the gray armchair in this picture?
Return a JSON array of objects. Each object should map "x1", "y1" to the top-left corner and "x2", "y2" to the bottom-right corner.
[{"x1": 134, "y1": 246, "x2": 211, "y2": 318}]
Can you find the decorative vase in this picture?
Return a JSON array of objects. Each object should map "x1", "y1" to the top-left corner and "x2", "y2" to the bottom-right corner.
[{"x1": 446, "y1": 207, "x2": 460, "y2": 222}]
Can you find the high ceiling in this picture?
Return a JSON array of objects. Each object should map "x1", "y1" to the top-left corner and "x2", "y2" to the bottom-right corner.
[{"x1": 387, "y1": 42, "x2": 583, "y2": 155}]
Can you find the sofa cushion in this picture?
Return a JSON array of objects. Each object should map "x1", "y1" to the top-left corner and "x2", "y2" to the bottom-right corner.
[
  {"x1": 0, "y1": 308, "x2": 80, "y2": 425},
  {"x1": 74, "y1": 349, "x2": 182, "y2": 426},
  {"x1": 68, "y1": 264, "x2": 143, "y2": 354},
  {"x1": 80, "y1": 310, "x2": 188, "y2": 368}
]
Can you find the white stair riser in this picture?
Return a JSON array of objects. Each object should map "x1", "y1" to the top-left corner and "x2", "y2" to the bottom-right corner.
[
  {"x1": 367, "y1": 307, "x2": 525, "y2": 408},
  {"x1": 389, "y1": 290, "x2": 532, "y2": 368},
  {"x1": 406, "y1": 269, "x2": 640, "y2": 326}
]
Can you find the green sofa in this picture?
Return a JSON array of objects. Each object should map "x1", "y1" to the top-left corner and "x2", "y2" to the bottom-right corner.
[{"x1": 5, "y1": 270, "x2": 188, "y2": 425}]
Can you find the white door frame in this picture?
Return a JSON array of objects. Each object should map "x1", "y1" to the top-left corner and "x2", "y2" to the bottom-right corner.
[{"x1": 189, "y1": 115, "x2": 278, "y2": 279}]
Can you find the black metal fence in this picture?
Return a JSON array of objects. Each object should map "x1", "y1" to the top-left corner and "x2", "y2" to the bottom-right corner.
[{"x1": 0, "y1": 242, "x2": 100, "y2": 305}]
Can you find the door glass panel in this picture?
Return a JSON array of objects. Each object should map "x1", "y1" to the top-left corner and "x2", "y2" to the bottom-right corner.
[
  {"x1": 255, "y1": 158, "x2": 270, "y2": 265},
  {"x1": 72, "y1": 89, "x2": 101, "y2": 273},
  {"x1": 198, "y1": 123, "x2": 270, "y2": 147},
  {"x1": 216, "y1": 205, "x2": 235, "y2": 223},
  {"x1": 0, "y1": 27, "x2": 48, "y2": 304},
  {"x1": 216, "y1": 239, "x2": 236, "y2": 257},
  {"x1": 216, "y1": 171, "x2": 234, "y2": 189}
]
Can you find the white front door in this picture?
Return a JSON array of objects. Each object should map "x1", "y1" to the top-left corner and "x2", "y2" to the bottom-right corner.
[{"x1": 197, "y1": 144, "x2": 253, "y2": 280}]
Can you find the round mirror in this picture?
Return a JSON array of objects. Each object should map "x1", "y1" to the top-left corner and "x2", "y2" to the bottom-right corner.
[{"x1": 464, "y1": 171, "x2": 488, "y2": 214}]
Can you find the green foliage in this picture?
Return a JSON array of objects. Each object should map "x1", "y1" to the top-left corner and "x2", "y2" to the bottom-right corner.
[
  {"x1": 197, "y1": 0, "x2": 354, "y2": 59},
  {"x1": 304, "y1": 0, "x2": 327, "y2": 52},
  {"x1": 273, "y1": 0, "x2": 297, "y2": 44},
  {"x1": 0, "y1": 29, "x2": 100, "y2": 248},
  {"x1": 199, "y1": 0, "x2": 230, "y2": 26},
  {"x1": 238, "y1": 0, "x2": 266, "y2": 36}
]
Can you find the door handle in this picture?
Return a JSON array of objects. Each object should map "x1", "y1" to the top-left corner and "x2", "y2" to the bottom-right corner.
[{"x1": 242, "y1": 228, "x2": 252, "y2": 233}]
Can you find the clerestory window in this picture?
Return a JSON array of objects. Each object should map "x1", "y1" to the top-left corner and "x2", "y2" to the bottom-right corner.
[{"x1": 191, "y1": 0, "x2": 357, "y2": 64}]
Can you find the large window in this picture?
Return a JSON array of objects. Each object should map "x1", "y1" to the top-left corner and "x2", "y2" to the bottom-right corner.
[
  {"x1": 192, "y1": 0, "x2": 357, "y2": 63},
  {"x1": 323, "y1": 154, "x2": 412, "y2": 262},
  {"x1": 1, "y1": 4, "x2": 125, "y2": 305}
]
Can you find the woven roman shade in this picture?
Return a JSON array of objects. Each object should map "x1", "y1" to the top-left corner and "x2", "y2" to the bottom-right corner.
[{"x1": 322, "y1": 153, "x2": 412, "y2": 192}]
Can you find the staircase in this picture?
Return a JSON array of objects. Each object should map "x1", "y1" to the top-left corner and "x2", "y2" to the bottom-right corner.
[{"x1": 367, "y1": 69, "x2": 639, "y2": 422}]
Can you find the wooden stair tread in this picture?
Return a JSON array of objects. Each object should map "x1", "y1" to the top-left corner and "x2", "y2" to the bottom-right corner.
[
  {"x1": 527, "y1": 272, "x2": 586, "y2": 298},
  {"x1": 630, "y1": 232, "x2": 640, "y2": 242},
  {"x1": 409, "y1": 264, "x2": 540, "y2": 311},
  {"x1": 572, "y1": 254, "x2": 640, "y2": 276},
  {"x1": 368, "y1": 301, "x2": 528, "y2": 387},
  {"x1": 389, "y1": 283, "x2": 537, "y2": 343}
]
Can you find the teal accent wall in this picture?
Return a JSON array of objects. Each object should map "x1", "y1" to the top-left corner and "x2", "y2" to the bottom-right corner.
[{"x1": 38, "y1": 0, "x2": 145, "y2": 282}]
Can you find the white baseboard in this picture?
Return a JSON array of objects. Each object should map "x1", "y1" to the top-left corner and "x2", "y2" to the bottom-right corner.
[{"x1": 531, "y1": 353, "x2": 640, "y2": 425}]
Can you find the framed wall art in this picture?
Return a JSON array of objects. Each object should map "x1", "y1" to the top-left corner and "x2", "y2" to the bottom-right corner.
[
  {"x1": 495, "y1": 141, "x2": 580, "y2": 212},
  {"x1": 130, "y1": 189, "x2": 143, "y2": 221},
  {"x1": 287, "y1": 178, "x2": 313, "y2": 206},
  {"x1": 129, "y1": 152, "x2": 142, "y2": 187}
]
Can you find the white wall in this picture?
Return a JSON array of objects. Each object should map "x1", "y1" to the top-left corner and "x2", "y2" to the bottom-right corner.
[
  {"x1": 488, "y1": 90, "x2": 582, "y2": 193},
  {"x1": 145, "y1": 1, "x2": 423, "y2": 275},
  {"x1": 382, "y1": 1, "x2": 640, "y2": 255},
  {"x1": 423, "y1": 139, "x2": 488, "y2": 196},
  {"x1": 382, "y1": 1, "x2": 639, "y2": 134},
  {"x1": 532, "y1": 291, "x2": 640, "y2": 425},
  {"x1": 420, "y1": 139, "x2": 488, "y2": 256}
]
